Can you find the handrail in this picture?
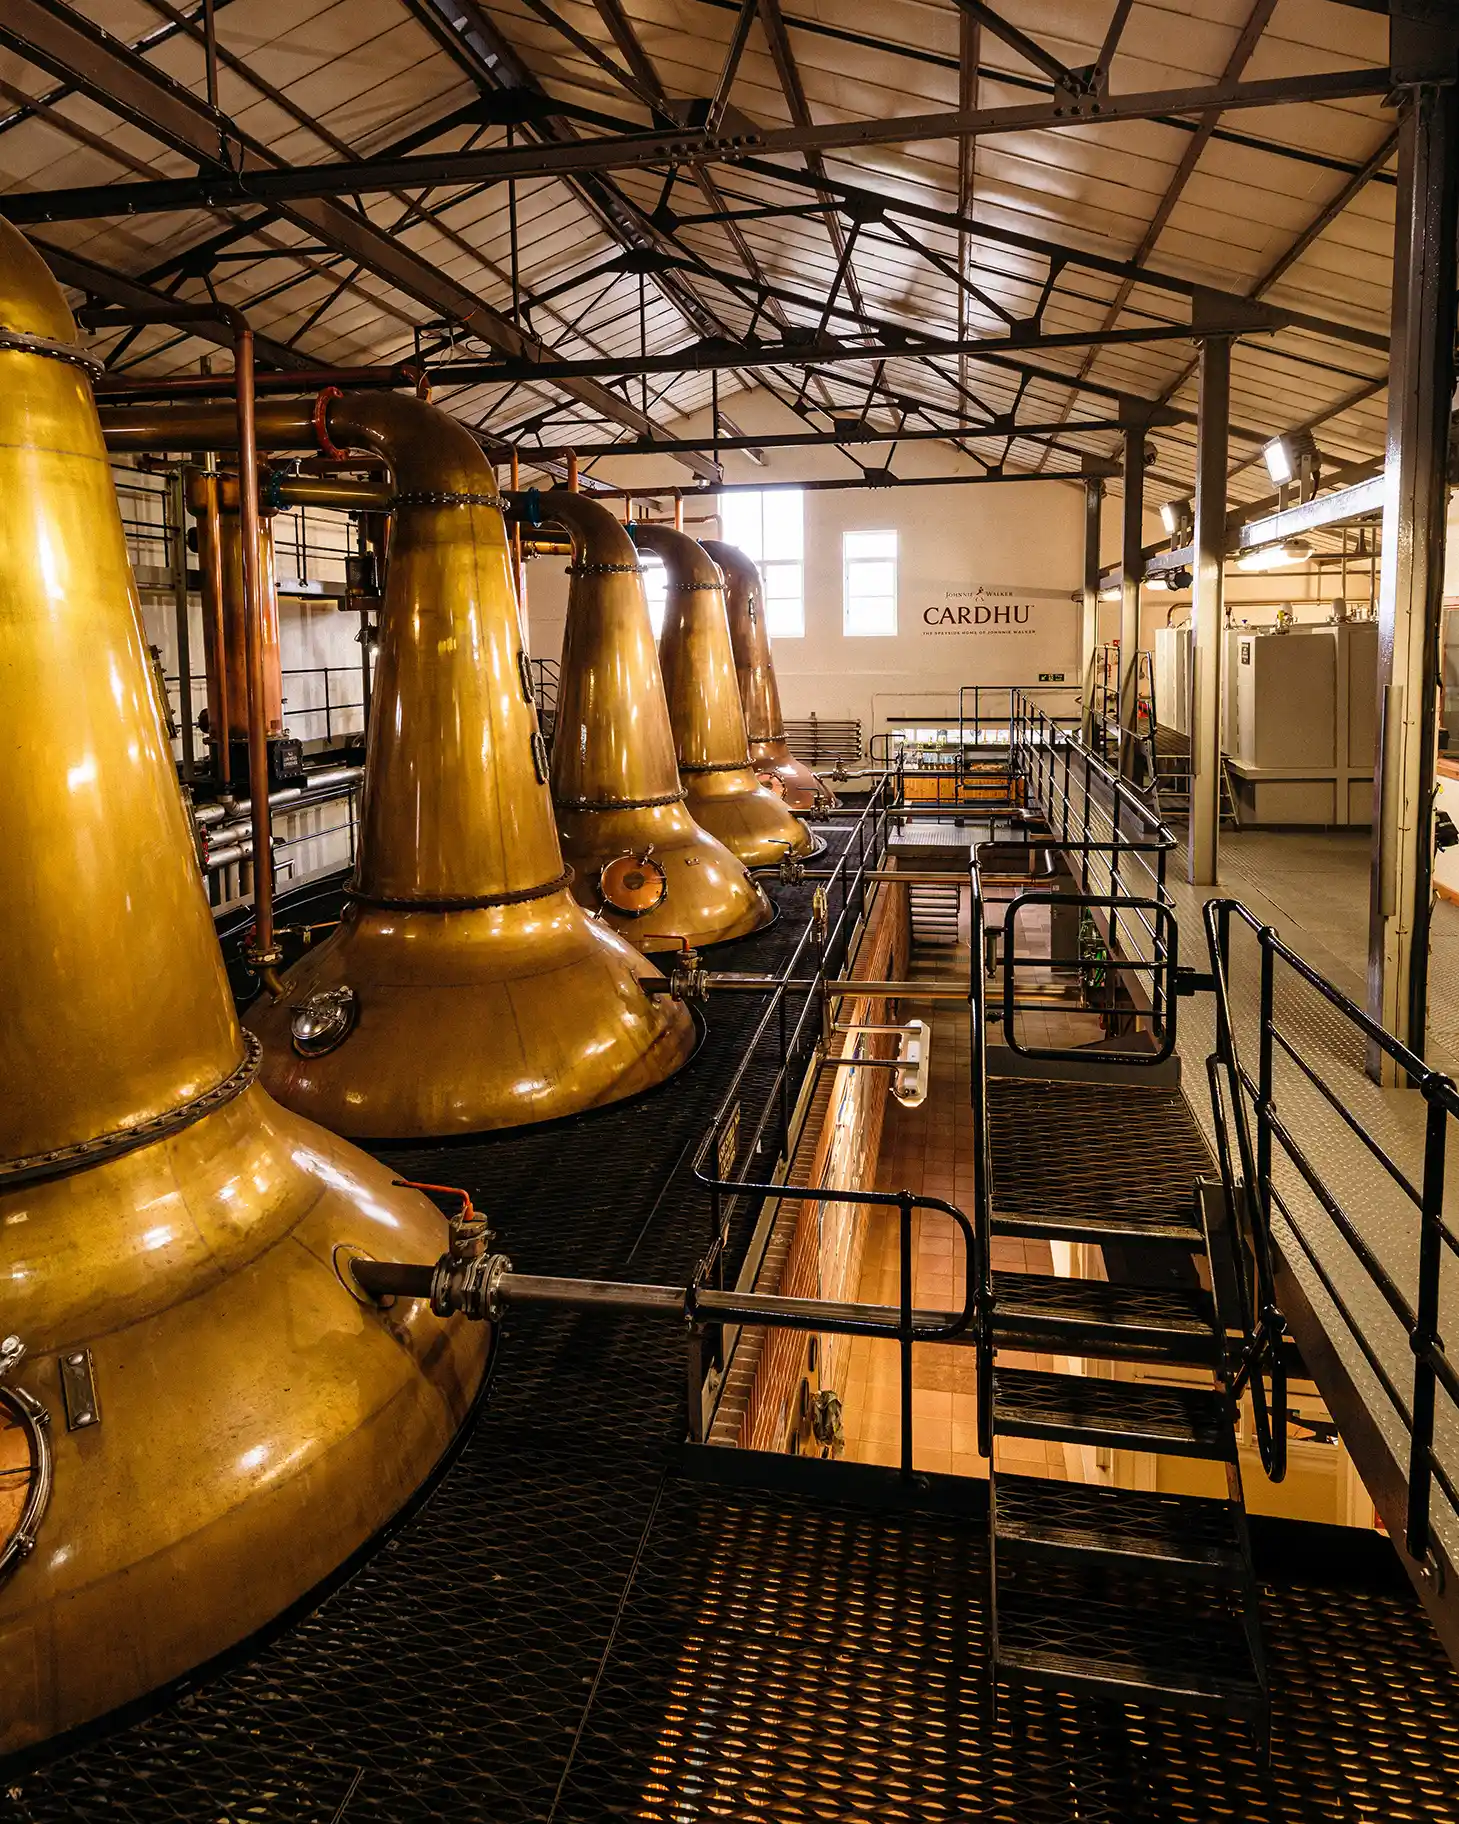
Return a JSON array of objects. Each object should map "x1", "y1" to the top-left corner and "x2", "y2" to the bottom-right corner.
[
  {"x1": 684, "y1": 767, "x2": 981, "y2": 1475},
  {"x1": 969, "y1": 860, "x2": 996, "y2": 1458},
  {"x1": 1204, "y1": 896, "x2": 1459, "y2": 1564}
]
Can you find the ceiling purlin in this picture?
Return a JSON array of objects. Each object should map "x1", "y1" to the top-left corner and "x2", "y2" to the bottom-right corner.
[
  {"x1": 1148, "y1": 129, "x2": 1401, "y2": 501},
  {"x1": 0, "y1": 60, "x2": 422, "y2": 356},
  {"x1": 1034, "y1": 0, "x2": 1281, "y2": 474},
  {"x1": 571, "y1": 0, "x2": 851, "y2": 426},
  {"x1": 0, "y1": 0, "x2": 716, "y2": 476},
  {"x1": 573, "y1": 0, "x2": 1002, "y2": 467},
  {"x1": 753, "y1": 0, "x2": 867, "y2": 325},
  {"x1": 402, "y1": 0, "x2": 768, "y2": 455},
  {"x1": 135, "y1": 0, "x2": 637, "y2": 377}
]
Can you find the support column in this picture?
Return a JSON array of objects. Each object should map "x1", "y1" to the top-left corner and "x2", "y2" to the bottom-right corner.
[
  {"x1": 1117, "y1": 425, "x2": 1147, "y2": 782},
  {"x1": 1369, "y1": 67, "x2": 1459, "y2": 1068},
  {"x1": 1188, "y1": 335, "x2": 1231, "y2": 886},
  {"x1": 1080, "y1": 473, "x2": 1104, "y2": 747}
]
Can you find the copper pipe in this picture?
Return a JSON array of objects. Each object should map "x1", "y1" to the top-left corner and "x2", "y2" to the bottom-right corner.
[
  {"x1": 79, "y1": 305, "x2": 285, "y2": 992},
  {"x1": 231, "y1": 326, "x2": 284, "y2": 996},
  {"x1": 270, "y1": 474, "x2": 394, "y2": 511},
  {"x1": 198, "y1": 461, "x2": 229, "y2": 770},
  {"x1": 674, "y1": 496, "x2": 684, "y2": 531},
  {"x1": 567, "y1": 448, "x2": 578, "y2": 492}
]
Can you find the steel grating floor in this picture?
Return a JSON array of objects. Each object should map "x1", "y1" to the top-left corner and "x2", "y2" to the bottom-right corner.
[{"x1": 8, "y1": 835, "x2": 1459, "y2": 1822}]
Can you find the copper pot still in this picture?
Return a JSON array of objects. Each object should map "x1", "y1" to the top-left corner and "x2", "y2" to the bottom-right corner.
[
  {"x1": 629, "y1": 522, "x2": 812, "y2": 869},
  {"x1": 100, "y1": 400, "x2": 697, "y2": 1142},
  {"x1": 700, "y1": 539, "x2": 835, "y2": 811},
  {"x1": 520, "y1": 490, "x2": 770, "y2": 951},
  {"x1": 0, "y1": 214, "x2": 489, "y2": 1756}
]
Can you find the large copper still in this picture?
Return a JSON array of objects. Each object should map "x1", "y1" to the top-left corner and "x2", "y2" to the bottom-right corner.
[
  {"x1": 101, "y1": 395, "x2": 696, "y2": 1140},
  {"x1": 701, "y1": 539, "x2": 834, "y2": 810},
  {"x1": 0, "y1": 215, "x2": 488, "y2": 1755},
  {"x1": 521, "y1": 491, "x2": 769, "y2": 950},
  {"x1": 629, "y1": 522, "x2": 812, "y2": 869}
]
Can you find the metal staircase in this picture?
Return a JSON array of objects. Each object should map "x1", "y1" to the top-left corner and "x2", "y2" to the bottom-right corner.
[
  {"x1": 983, "y1": 1184, "x2": 1268, "y2": 1732},
  {"x1": 968, "y1": 730, "x2": 1271, "y2": 1742},
  {"x1": 908, "y1": 879, "x2": 962, "y2": 946}
]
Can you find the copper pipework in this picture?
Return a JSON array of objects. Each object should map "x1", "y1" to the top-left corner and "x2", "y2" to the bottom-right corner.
[
  {"x1": 186, "y1": 469, "x2": 286, "y2": 754},
  {"x1": 84, "y1": 302, "x2": 283, "y2": 992},
  {"x1": 629, "y1": 521, "x2": 812, "y2": 868},
  {"x1": 0, "y1": 215, "x2": 488, "y2": 1755},
  {"x1": 519, "y1": 490, "x2": 770, "y2": 950},
  {"x1": 196, "y1": 460, "x2": 229, "y2": 770},
  {"x1": 97, "y1": 393, "x2": 697, "y2": 1136},
  {"x1": 269, "y1": 472, "x2": 394, "y2": 511},
  {"x1": 701, "y1": 539, "x2": 835, "y2": 811}
]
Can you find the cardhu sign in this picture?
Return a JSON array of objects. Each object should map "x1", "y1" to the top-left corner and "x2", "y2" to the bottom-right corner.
[{"x1": 922, "y1": 585, "x2": 1038, "y2": 634}]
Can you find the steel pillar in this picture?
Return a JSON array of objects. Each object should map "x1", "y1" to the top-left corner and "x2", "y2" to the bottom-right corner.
[
  {"x1": 1117, "y1": 425, "x2": 1147, "y2": 782},
  {"x1": 1368, "y1": 68, "x2": 1459, "y2": 1072},
  {"x1": 1080, "y1": 475, "x2": 1104, "y2": 745},
  {"x1": 1187, "y1": 335, "x2": 1231, "y2": 885}
]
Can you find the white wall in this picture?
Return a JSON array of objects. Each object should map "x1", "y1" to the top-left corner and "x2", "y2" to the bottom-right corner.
[{"x1": 521, "y1": 388, "x2": 1086, "y2": 750}]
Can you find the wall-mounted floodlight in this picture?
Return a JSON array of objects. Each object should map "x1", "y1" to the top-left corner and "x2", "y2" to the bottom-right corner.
[
  {"x1": 1159, "y1": 497, "x2": 1193, "y2": 540},
  {"x1": 1235, "y1": 539, "x2": 1314, "y2": 573},
  {"x1": 1262, "y1": 429, "x2": 1321, "y2": 496}
]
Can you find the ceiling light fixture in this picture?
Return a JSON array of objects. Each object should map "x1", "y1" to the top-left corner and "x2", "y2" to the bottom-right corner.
[
  {"x1": 1236, "y1": 539, "x2": 1315, "y2": 573},
  {"x1": 1159, "y1": 498, "x2": 1193, "y2": 540}
]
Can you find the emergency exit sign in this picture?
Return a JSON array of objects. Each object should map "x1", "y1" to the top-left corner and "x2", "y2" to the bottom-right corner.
[{"x1": 1038, "y1": 672, "x2": 1066, "y2": 683}]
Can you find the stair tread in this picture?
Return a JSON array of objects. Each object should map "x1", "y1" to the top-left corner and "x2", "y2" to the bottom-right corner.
[
  {"x1": 993, "y1": 1205, "x2": 1204, "y2": 1246},
  {"x1": 988, "y1": 1080, "x2": 1213, "y2": 1250},
  {"x1": 993, "y1": 1472, "x2": 1244, "y2": 1578},
  {"x1": 996, "y1": 1567, "x2": 1261, "y2": 1714},
  {"x1": 993, "y1": 1366, "x2": 1233, "y2": 1459},
  {"x1": 993, "y1": 1271, "x2": 1214, "y2": 1336}
]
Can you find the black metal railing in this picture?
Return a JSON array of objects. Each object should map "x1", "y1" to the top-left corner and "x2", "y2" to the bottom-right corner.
[
  {"x1": 1010, "y1": 692, "x2": 1177, "y2": 1045},
  {"x1": 685, "y1": 770, "x2": 979, "y2": 1471},
  {"x1": 1205, "y1": 898, "x2": 1459, "y2": 1564}
]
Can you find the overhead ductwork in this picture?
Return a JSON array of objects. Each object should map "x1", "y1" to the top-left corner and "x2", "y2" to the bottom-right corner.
[
  {"x1": 518, "y1": 490, "x2": 770, "y2": 950},
  {"x1": 629, "y1": 522, "x2": 813, "y2": 869},
  {"x1": 100, "y1": 395, "x2": 697, "y2": 1140},
  {"x1": 701, "y1": 539, "x2": 835, "y2": 811},
  {"x1": 0, "y1": 215, "x2": 489, "y2": 1754}
]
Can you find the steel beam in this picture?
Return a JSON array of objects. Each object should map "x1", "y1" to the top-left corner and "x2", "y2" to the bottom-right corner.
[
  {"x1": 1080, "y1": 472, "x2": 1104, "y2": 743},
  {"x1": 1117, "y1": 424, "x2": 1148, "y2": 783},
  {"x1": 420, "y1": 318, "x2": 1256, "y2": 388},
  {"x1": 32, "y1": 238, "x2": 314, "y2": 371},
  {"x1": 1188, "y1": 335, "x2": 1231, "y2": 886},
  {"x1": 0, "y1": 66, "x2": 1393, "y2": 221},
  {"x1": 1368, "y1": 72, "x2": 1459, "y2": 1071},
  {"x1": 0, "y1": 0, "x2": 718, "y2": 479},
  {"x1": 512, "y1": 410, "x2": 1179, "y2": 459}
]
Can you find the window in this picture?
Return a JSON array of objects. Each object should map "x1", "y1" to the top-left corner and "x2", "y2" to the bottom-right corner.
[
  {"x1": 641, "y1": 553, "x2": 668, "y2": 638},
  {"x1": 718, "y1": 488, "x2": 804, "y2": 638},
  {"x1": 843, "y1": 530, "x2": 898, "y2": 637}
]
